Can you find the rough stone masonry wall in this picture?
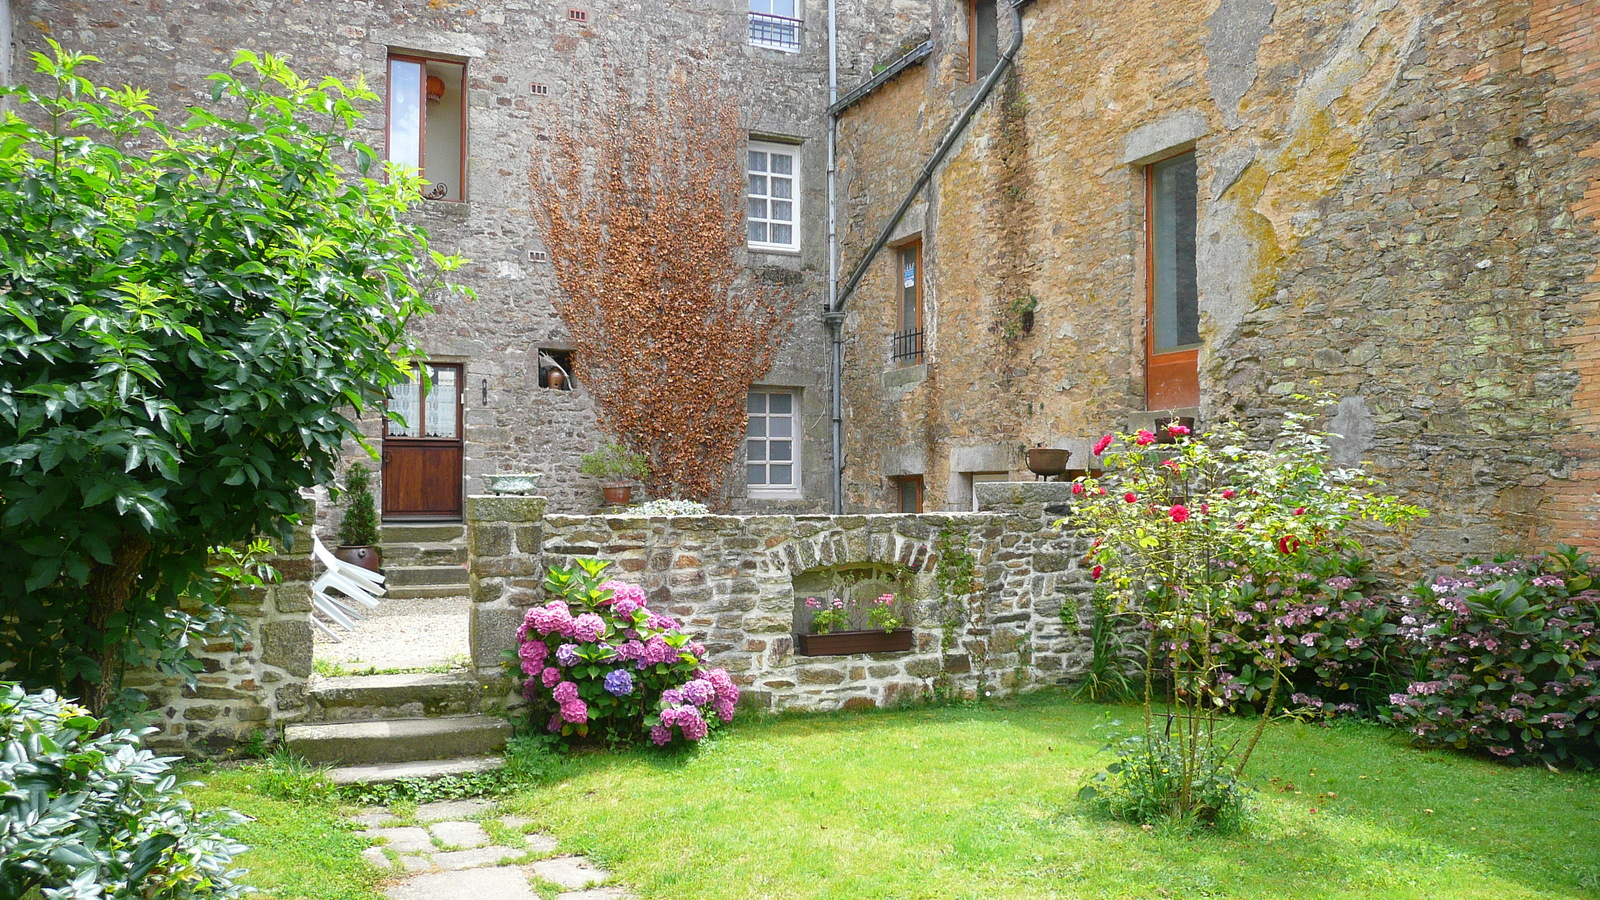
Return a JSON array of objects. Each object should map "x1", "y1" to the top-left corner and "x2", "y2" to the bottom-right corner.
[
  {"x1": 123, "y1": 519, "x2": 315, "y2": 756},
  {"x1": 466, "y1": 483, "x2": 1094, "y2": 710},
  {"x1": 12, "y1": 0, "x2": 931, "y2": 515},
  {"x1": 834, "y1": 0, "x2": 1600, "y2": 569}
]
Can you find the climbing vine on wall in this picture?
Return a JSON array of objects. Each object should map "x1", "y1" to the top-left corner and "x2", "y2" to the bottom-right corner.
[{"x1": 529, "y1": 60, "x2": 797, "y2": 503}]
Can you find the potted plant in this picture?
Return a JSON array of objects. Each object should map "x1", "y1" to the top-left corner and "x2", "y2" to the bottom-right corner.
[
  {"x1": 581, "y1": 441, "x2": 650, "y2": 506},
  {"x1": 334, "y1": 462, "x2": 382, "y2": 572},
  {"x1": 795, "y1": 592, "x2": 914, "y2": 656}
]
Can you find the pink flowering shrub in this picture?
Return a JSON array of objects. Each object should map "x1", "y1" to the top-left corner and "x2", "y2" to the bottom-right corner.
[
  {"x1": 1389, "y1": 545, "x2": 1600, "y2": 768},
  {"x1": 514, "y1": 557, "x2": 738, "y2": 747}
]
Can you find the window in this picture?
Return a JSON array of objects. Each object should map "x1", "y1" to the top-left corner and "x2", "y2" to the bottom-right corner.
[
  {"x1": 895, "y1": 476, "x2": 924, "y2": 514},
  {"x1": 891, "y1": 239, "x2": 924, "y2": 365},
  {"x1": 749, "y1": 0, "x2": 801, "y2": 51},
  {"x1": 747, "y1": 389, "x2": 800, "y2": 496},
  {"x1": 387, "y1": 53, "x2": 467, "y2": 202},
  {"x1": 1145, "y1": 150, "x2": 1200, "y2": 409},
  {"x1": 748, "y1": 142, "x2": 799, "y2": 251},
  {"x1": 968, "y1": 0, "x2": 999, "y2": 83},
  {"x1": 967, "y1": 472, "x2": 1008, "y2": 511},
  {"x1": 386, "y1": 364, "x2": 462, "y2": 439},
  {"x1": 538, "y1": 349, "x2": 575, "y2": 390}
]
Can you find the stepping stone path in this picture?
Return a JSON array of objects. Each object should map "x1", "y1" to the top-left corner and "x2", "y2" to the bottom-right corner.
[{"x1": 352, "y1": 798, "x2": 637, "y2": 900}]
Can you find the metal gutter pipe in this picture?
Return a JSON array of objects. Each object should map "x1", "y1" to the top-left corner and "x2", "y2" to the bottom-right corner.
[
  {"x1": 826, "y1": 0, "x2": 844, "y2": 513},
  {"x1": 824, "y1": 0, "x2": 1034, "y2": 512}
]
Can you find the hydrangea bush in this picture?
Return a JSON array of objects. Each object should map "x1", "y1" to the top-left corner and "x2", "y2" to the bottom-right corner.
[
  {"x1": 1389, "y1": 546, "x2": 1600, "y2": 768},
  {"x1": 516, "y1": 558, "x2": 738, "y2": 746}
]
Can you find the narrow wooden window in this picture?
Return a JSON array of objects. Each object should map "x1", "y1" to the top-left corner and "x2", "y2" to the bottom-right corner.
[
  {"x1": 968, "y1": 0, "x2": 999, "y2": 83},
  {"x1": 386, "y1": 53, "x2": 468, "y2": 202},
  {"x1": 893, "y1": 239, "x2": 924, "y2": 365},
  {"x1": 895, "y1": 476, "x2": 924, "y2": 514},
  {"x1": 1145, "y1": 150, "x2": 1200, "y2": 410}
]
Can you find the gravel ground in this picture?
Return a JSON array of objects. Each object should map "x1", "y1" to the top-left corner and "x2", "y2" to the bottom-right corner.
[{"x1": 313, "y1": 596, "x2": 470, "y2": 671}]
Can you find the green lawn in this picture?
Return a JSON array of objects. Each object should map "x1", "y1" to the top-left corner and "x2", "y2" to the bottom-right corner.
[{"x1": 190, "y1": 694, "x2": 1600, "y2": 900}]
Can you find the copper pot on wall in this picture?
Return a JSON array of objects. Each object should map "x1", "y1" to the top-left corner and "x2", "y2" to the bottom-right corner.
[
  {"x1": 1025, "y1": 448, "x2": 1071, "y2": 479},
  {"x1": 602, "y1": 483, "x2": 633, "y2": 506}
]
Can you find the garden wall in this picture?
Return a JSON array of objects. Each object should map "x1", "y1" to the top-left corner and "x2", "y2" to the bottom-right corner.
[
  {"x1": 467, "y1": 482, "x2": 1095, "y2": 710},
  {"x1": 127, "y1": 519, "x2": 315, "y2": 756}
]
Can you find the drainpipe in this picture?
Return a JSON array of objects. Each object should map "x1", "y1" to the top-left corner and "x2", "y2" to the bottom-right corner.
[
  {"x1": 826, "y1": 0, "x2": 844, "y2": 513},
  {"x1": 824, "y1": 0, "x2": 1034, "y2": 512}
]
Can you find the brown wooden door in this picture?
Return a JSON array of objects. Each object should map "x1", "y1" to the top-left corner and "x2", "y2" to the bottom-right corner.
[{"x1": 382, "y1": 363, "x2": 464, "y2": 519}]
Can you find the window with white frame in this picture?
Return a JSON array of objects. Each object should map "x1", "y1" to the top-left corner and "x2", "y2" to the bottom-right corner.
[
  {"x1": 747, "y1": 142, "x2": 799, "y2": 251},
  {"x1": 749, "y1": 0, "x2": 801, "y2": 51},
  {"x1": 747, "y1": 389, "x2": 800, "y2": 496}
]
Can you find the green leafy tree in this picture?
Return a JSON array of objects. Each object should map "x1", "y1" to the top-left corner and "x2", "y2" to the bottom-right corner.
[{"x1": 0, "y1": 46, "x2": 466, "y2": 713}]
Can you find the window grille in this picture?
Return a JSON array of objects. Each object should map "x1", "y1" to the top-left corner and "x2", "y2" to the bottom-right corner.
[
  {"x1": 749, "y1": 12, "x2": 801, "y2": 50},
  {"x1": 890, "y1": 328, "x2": 924, "y2": 364}
]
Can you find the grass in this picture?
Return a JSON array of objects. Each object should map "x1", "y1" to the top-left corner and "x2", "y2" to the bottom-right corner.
[
  {"x1": 312, "y1": 654, "x2": 470, "y2": 678},
  {"x1": 181, "y1": 694, "x2": 1600, "y2": 900}
]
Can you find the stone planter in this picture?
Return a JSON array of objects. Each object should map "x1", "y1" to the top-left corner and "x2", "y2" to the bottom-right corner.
[{"x1": 795, "y1": 628, "x2": 914, "y2": 657}]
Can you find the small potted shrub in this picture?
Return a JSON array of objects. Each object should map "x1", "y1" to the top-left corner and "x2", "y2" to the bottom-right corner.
[
  {"x1": 335, "y1": 462, "x2": 382, "y2": 572},
  {"x1": 581, "y1": 441, "x2": 650, "y2": 506}
]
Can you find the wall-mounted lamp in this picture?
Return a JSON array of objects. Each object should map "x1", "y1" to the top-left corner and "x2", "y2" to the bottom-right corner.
[
  {"x1": 426, "y1": 73, "x2": 446, "y2": 104},
  {"x1": 481, "y1": 378, "x2": 488, "y2": 406}
]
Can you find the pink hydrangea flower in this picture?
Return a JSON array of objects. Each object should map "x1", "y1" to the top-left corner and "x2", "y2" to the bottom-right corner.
[
  {"x1": 559, "y1": 699, "x2": 588, "y2": 723},
  {"x1": 650, "y1": 724, "x2": 673, "y2": 745},
  {"x1": 541, "y1": 666, "x2": 562, "y2": 688},
  {"x1": 572, "y1": 612, "x2": 606, "y2": 643},
  {"x1": 552, "y1": 680, "x2": 579, "y2": 703}
]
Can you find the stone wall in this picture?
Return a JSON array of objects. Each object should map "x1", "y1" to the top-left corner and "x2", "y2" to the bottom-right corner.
[
  {"x1": 467, "y1": 482, "x2": 1094, "y2": 710},
  {"x1": 831, "y1": 0, "x2": 1600, "y2": 568},
  {"x1": 126, "y1": 519, "x2": 315, "y2": 756}
]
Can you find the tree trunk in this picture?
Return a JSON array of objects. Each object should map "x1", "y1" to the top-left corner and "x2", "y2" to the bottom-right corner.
[{"x1": 78, "y1": 534, "x2": 153, "y2": 716}]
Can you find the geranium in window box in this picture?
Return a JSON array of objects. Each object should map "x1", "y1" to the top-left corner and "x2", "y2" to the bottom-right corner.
[{"x1": 795, "y1": 627, "x2": 914, "y2": 656}]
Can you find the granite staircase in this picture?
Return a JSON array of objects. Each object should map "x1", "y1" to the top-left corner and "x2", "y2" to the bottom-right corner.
[
  {"x1": 284, "y1": 672, "x2": 509, "y2": 784},
  {"x1": 381, "y1": 521, "x2": 471, "y2": 600}
]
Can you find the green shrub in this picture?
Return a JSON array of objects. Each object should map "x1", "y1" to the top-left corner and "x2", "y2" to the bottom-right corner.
[
  {"x1": 0, "y1": 683, "x2": 248, "y2": 898},
  {"x1": 1390, "y1": 546, "x2": 1600, "y2": 768},
  {"x1": 578, "y1": 442, "x2": 649, "y2": 482},
  {"x1": 335, "y1": 463, "x2": 380, "y2": 547},
  {"x1": 1079, "y1": 729, "x2": 1248, "y2": 831}
]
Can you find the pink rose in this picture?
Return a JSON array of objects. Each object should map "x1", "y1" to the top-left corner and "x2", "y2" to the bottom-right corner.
[
  {"x1": 1170, "y1": 505, "x2": 1190, "y2": 524},
  {"x1": 1293, "y1": 507, "x2": 1306, "y2": 516},
  {"x1": 1165, "y1": 423, "x2": 1190, "y2": 436},
  {"x1": 1222, "y1": 488, "x2": 1236, "y2": 499},
  {"x1": 1092, "y1": 434, "x2": 1114, "y2": 455},
  {"x1": 1134, "y1": 430, "x2": 1156, "y2": 446},
  {"x1": 1071, "y1": 483, "x2": 1084, "y2": 495},
  {"x1": 1124, "y1": 492, "x2": 1138, "y2": 503}
]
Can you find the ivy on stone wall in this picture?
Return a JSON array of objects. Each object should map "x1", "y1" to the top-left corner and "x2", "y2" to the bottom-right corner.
[{"x1": 530, "y1": 59, "x2": 797, "y2": 503}]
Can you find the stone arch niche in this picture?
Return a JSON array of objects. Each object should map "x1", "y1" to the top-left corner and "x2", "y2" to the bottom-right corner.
[{"x1": 790, "y1": 562, "x2": 917, "y2": 636}]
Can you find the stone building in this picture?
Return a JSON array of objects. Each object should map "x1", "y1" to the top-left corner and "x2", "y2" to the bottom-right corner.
[
  {"x1": 4, "y1": 0, "x2": 930, "y2": 517},
  {"x1": 7, "y1": 0, "x2": 1600, "y2": 563},
  {"x1": 830, "y1": 0, "x2": 1600, "y2": 565}
]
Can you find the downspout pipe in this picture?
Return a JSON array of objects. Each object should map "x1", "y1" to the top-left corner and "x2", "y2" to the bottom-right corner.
[{"x1": 825, "y1": 0, "x2": 1034, "y2": 512}]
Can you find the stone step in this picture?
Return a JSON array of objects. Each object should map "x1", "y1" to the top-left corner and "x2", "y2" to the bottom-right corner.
[
  {"x1": 386, "y1": 565, "x2": 472, "y2": 587},
  {"x1": 285, "y1": 715, "x2": 510, "y2": 767},
  {"x1": 382, "y1": 541, "x2": 468, "y2": 567},
  {"x1": 308, "y1": 673, "x2": 483, "y2": 722},
  {"x1": 382, "y1": 521, "x2": 465, "y2": 543},
  {"x1": 384, "y1": 584, "x2": 472, "y2": 601},
  {"x1": 327, "y1": 756, "x2": 505, "y2": 785}
]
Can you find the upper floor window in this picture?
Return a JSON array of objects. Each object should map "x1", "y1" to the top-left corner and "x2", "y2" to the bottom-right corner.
[
  {"x1": 748, "y1": 142, "x2": 799, "y2": 251},
  {"x1": 749, "y1": 0, "x2": 801, "y2": 51},
  {"x1": 1145, "y1": 150, "x2": 1200, "y2": 409},
  {"x1": 387, "y1": 53, "x2": 467, "y2": 202},
  {"x1": 891, "y1": 238, "x2": 924, "y2": 365},
  {"x1": 968, "y1": 0, "x2": 999, "y2": 82},
  {"x1": 747, "y1": 389, "x2": 800, "y2": 497}
]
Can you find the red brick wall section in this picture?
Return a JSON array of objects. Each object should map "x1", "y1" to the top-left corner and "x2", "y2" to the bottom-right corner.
[{"x1": 1535, "y1": 0, "x2": 1600, "y2": 549}]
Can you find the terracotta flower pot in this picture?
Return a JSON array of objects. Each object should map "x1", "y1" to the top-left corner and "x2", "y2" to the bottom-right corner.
[
  {"x1": 795, "y1": 628, "x2": 914, "y2": 656},
  {"x1": 334, "y1": 545, "x2": 382, "y2": 572},
  {"x1": 602, "y1": 483, "x2": 633, "y2": 506}
]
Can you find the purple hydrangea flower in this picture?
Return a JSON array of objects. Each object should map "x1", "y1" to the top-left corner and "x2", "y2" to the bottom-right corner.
[
  {"x1": 556, "y1": 643, "x2": 581, "y2": 667},
  {"x1": 681, "y1": 678, "x2": 714, "y2": 706},
  {"x1": 572, "y1": 613, "x2": 606, "y2": 643},
  {"x1": 661, "y1": 688, "x2": 685, "y2": 706},
  {"x1": 604, "y1": 669, "x2": 635, "y2": 696}
]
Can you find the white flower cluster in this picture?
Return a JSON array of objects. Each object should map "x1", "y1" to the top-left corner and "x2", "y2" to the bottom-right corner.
[{"x1": 631, "y1": 498, "x2": 713, "y2": 516}]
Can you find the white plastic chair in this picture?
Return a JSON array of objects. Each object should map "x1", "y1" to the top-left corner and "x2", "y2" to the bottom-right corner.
[{"x1": 309, "y1": 534, "x2": 386, "y2": 641}]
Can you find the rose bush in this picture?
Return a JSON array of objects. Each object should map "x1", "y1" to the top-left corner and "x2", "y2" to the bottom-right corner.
[
  {"x1": 1389, "y1": 546, "x2": 1600, "y2": 768},
  {"x1": 515, "y1": 558, "x2": 737, "y2": 747}
]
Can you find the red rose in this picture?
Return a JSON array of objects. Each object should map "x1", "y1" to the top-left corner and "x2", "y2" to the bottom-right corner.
[
  {"x1": 1222, "y1": 488, "x2": 1236, "y2": 499},
  {"x1": 1092, "y1": 434, "x2": 1114, "y2": 455},
  {"x1": 1170, "y1": 504, "x2": 1190, "y2": 523},
  {"x1": 1091, "y1": 565, "x2": 1103, "y2": 580},
  {"x1": 1166, "y1": 423, "x2": 1190, "y2": 436},
  {"x1": 1071, "y1": 482, "x2": 1085, "y2": 495},
  {"x1": 1293, "y1": 507, "x2": 1306, "y2": 516},
  {"x1": 1279, "y1": 535, "x2": 1301, "y2": 554},
  {"x1": 1134, "y1": 430, "x2": 1156, "y2": 446},
  {"x1": 1124, "y1": 492, "x2": 1138, "y2": 503},
  {"x1": 1096, "y1": 487, "x2": 1107, "y2": 496}
]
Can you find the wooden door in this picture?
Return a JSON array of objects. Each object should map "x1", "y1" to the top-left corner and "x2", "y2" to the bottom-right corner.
[{"x1": 382, "y1": 363, "x2": 464, "y2": 519}]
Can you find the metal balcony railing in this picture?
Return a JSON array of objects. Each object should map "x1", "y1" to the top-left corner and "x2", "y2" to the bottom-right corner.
[
  {"x1": 749, "y1": 12, "x2": 801, "y2": 51},
  {"x1": 891, "y1": 328, "x2": 925, "y2": 364}
]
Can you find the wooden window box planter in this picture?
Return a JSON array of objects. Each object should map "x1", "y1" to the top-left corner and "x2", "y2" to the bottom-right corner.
[{"x1": 794, "y1": 628, "x2": 914, "y2": 657}]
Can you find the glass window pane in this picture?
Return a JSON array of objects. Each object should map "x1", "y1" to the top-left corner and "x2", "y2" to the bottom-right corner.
[
  {"x1": 770, "y1": 441, "x2": 792, "y2": 462},
  {"x1": 1152, "y1": 152, "x2": 1200, "y2": 352},
  {"x1": 387, "y1": 376, "x2": 420, "y2": 437},
  {"x1": 748, "y1": 173, "x2": 767, "y2": 195},
  {"x1": 388, "y1": 59, "x2": 422, "y2": 171},
  {"x1": 771, "y1": 152, "x2": 793, "y2": 175},
  {"x1": 747, "y1": 416, "x2": 766, "y2": 438},
  {"x1": 770, "y1": 416, "x2": 792, "y2": 438},
  {"x1": 747, "y1": 439, "x2": 766, "y2": 461},
  {"x1": 769, "y1": 392, "x2": 792, "y2": 414},
  {"x1": 748, "y1": 464, "x2": 767, "y2": 485},
  {"x1": 747, "y1": 391, "x2": 766, "y2": 413},
  {"x1": 769, "y1": 464, "x2": 792, "y2": 485},
  {"x1": 774, "y1": 0, "x2": 796, "y2": 16},
  {"x1": 748, "y1": 221, "x2": 767, "y2": 243},
  {"x1": 771, "y1": 224, "x2": 792, "y2": 245},
  {"x1": 424, "y1": 366, "x2": 458, "y2": 438},
  {"x1": 772, "y1": 200, "x2": 792, "y2": 222},
  {"x1": 749, "y1": 151, "x2": 767, "y2": 173},
  {"x1": 771, "y1": 178, "x2": 792, "y2": 200},
  {"x1": 749, "y1": 198, "x2": 768, "y2": 219}
]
